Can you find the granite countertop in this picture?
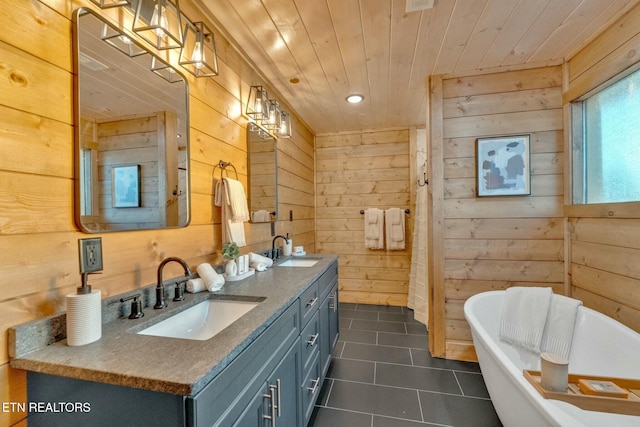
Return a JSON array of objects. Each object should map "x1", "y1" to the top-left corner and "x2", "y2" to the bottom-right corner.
[{"x1": 9, "y1": 254, "x2": 338, "y2": 397}]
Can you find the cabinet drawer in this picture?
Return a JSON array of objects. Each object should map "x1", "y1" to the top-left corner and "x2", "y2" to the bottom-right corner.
[
  {"x1": 318, "y1": 261, "x2": 338, "y2": 300},
  {"x1": 187, "y1": 302, "x2": 299, "y2": 426},
  {"x1": 300, "y1": 311, "x2": 320, "y2": 372},
  {"x1": 300, "y1": 281, "x2": 319, "y2": 327},
  {"x1": 301, "y1": 353, "x2": 322, "y2": 425}
]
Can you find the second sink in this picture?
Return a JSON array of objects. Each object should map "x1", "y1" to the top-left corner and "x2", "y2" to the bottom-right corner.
[
  {"x1": 277, "y1": 258, "x2": 320, "y2": 267},
  {"x1": 138, "y1": 299, "x2": 260, "y2": 341}
]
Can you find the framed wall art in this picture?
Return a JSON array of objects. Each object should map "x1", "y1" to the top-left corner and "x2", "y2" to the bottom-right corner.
[
  {"x1": 112, "y1": 164, "x2": 141, "y2": 208},
  {"x1": 476, "y1": 135, "x2": 530, "y2": 197}
]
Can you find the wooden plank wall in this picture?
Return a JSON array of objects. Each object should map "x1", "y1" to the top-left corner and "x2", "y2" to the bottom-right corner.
[
  {"x1": 315, "y1": 130, "x2": 412, "y2": 306},
  {"x1": 0, "y1": 1, "x2": 315, "y2": 425},
  {"x1": 564, "y1": 5, "x2": 640, "y2": 334},
  {"x1": 429, "y1": 66, "x2": 565, "y2": 361}
]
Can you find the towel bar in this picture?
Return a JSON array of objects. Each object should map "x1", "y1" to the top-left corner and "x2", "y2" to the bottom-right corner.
[{"x1": 360, "y1": 208, "x2": 410, "y2": 215}]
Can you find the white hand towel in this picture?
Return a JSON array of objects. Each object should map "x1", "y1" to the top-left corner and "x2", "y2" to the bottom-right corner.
[
  {"x1": 250, "y1": 261, "x2": 268, "y2": 272},
  {"x1": 223, "y1": 178, "x2": 250, "y2": 222},
  {"x1": 196, "y1": 263, "x2": 225, "y2": 292},
  {"x1": 214, "y1": 178, "x2": 247, "y2": 247},
  {"x1": 500, "y1": 287, "x2": 553, "y2": 353},
  {"x1": 249, "y1": 252, "x2": 273, "y2": 268},
  {"x1": 541, "y1": 294, "x2": 582, "y2": 359},
  {"x1": 385, "y1": 208, "x2": 405, "y2": 250},
  {"x1": 252, "y1": 210, "x2": 271, "y2": 223},
  {"x1": 186, "y1": 278, "x2": 206, "y2": 293},
  {"x1": 364, "y1": 208, "x2": 384, "y2": 249}
]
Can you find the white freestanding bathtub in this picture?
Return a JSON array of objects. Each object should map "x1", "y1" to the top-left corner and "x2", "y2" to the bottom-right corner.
[{"x1": 464, "y1": 290, "x2": 640, "y2": 427}]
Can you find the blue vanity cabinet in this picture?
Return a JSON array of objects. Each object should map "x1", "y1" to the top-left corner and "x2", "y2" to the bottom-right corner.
[
  {"x1": 319, "y1": 281, "x2": 339, "y2": 377},
  {"x1": 234, "y1": 341, "x2": 301, "y2": 426},
  {"x1": 188, "y1": 302, "x2": 300, "y2": 426}
]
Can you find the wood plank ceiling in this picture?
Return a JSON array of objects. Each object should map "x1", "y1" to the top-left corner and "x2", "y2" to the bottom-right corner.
[{"x1": 197, "y1": 0, "x2": 640, "y2": 134}]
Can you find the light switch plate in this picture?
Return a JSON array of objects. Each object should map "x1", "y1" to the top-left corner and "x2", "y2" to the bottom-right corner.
[{"x1": 79, "y1": 237, "x2": 103, "y2": 274}]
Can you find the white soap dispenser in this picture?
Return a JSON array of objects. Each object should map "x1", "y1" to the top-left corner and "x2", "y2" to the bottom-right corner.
[{"x1": 283, "y1": 233, "x2": 293, "y2": 256}]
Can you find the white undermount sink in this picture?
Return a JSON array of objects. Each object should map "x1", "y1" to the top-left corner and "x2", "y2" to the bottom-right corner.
[
  {"x1": 277, "y1": 258, "x2": 320, "y2": 267},
  {"x1": 137, "y1": 299, "x2": 260, "y2": 341}
]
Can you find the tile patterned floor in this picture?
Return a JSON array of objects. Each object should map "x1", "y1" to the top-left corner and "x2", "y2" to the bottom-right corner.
[{"x1": 309, "y1": 303, "x2": 503, "y2": 427}]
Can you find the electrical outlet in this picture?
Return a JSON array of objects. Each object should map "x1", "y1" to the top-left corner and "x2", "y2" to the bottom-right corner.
[{"x1": 79, "y1": 238, "x2": 103, "y2": 274}]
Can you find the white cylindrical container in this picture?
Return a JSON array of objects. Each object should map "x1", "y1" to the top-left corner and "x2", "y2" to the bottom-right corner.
[
  {"x1": 282, "y1": 239, "x2": 292, "y2": 256},
  {"x1": 540, "y1": 352, "x2": 569, "y2": 391},
  {"x1": 66, "y1": 290, "x2": 102, "y2": 346}
]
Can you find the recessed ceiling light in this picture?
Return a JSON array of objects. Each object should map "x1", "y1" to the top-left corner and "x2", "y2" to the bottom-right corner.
[{"x1": 346, "y1": 94, "x2": 364, "y2": 104}]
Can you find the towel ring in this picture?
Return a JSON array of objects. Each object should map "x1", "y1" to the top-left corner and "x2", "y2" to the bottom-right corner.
[
  {"x1": 213, "y1": 160, "x2": 238, "y2": 180},
  {"x1": 360, "y1": 209, "x2": 410, "y2": 215}
]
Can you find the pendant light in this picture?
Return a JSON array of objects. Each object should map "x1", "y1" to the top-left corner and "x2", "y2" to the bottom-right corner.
[
  {"x1": 90, "y1": 0, "x2": 130, "y2": 8},
  {"x1": 133, "y1": 0, "x2": 183, "y2": 50},
  {"x1": 246, "y1": 86, "x2": 269, "y2": 121},
  {"x1": 151, "y1": 56, "x2": 184, "y2": 83},
  {"x1": 179, "y1": 21, "x2": 219, "y2": 77},
  {"x1": 101, "y1": 24, "x2": 146, "y2": 57},
  {"x1": 276, "y1": 111, "x2": 292, "y2": 139}
]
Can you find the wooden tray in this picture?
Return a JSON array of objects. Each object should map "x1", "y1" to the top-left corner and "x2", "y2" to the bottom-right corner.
[{"x1": 524, "y1": 370, "x2": 640, "y2": 416}]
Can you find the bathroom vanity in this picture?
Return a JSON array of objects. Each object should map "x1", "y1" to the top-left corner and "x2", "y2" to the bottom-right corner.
[{"x1": 10, "y1": 255, "x2": 339, "y2": 426}]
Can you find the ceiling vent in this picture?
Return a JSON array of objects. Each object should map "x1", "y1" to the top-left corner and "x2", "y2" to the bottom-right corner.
[
  {"x1": 406, "y1": 0, "x2": 434, "y2": 13},
  {"x1": 78, "y1": 52, "x2": 109, "y2": 72}
]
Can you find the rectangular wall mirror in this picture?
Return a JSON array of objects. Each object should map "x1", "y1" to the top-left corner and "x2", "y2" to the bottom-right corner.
[
  {"x1": 73, "y1": 8, "x2": 190, "y2": 232},
  {"x1": 247, "y1": 125, "x2": 278, "y2": 222}
]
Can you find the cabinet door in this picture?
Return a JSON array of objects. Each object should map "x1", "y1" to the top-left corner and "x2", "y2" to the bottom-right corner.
[
  {"x1": 320, "y1": 282, "x2": 339, "y2": 377},
  {"x1": 267, "y1": 340, "x2": 301, "y2": 427},
  {"x1": 234, "y1": 381, "x2": 269, "y2": 427},
  {"x1": 235, "y1": 342, "x2": 301, "y2": 427},
  {"x1": 328, "y1": 284, "x2": 339, "y2": 350}
]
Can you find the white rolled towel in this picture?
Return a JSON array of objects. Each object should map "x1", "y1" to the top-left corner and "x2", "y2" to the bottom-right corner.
[
  {"x1": 186, "y1": 278, "x2": 206, "y2": 293},
  {"x1": 196, "y1": 263, "x2": 225, "y2": 292},
  {"x1": 248, "y1": 252, "x2": 273, "y2": 268},
  {"x1": 250, "y1": 261, "x2": 268, "y2": 272}
]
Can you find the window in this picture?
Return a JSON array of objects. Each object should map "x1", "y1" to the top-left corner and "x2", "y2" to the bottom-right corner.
[{"x1": 572, "y1": 69, "x2": 640, "y2": 204}]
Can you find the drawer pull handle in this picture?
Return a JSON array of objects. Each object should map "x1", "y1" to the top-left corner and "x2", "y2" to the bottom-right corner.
[
  {"x1": 306, "y1": 333, "x2": 319, "y2": 347},
  {"x1": 307, "y1": 377, "x2": 321, "y2": 394},
  {"x1": 263, "y1": 385, "x2": 277, "y2": 426},
  {"x1": 306, "y1": 297, "x2": 318, "y2": 309},
  {"x1": 275, "y1": 379, "x2": 281, "y2": 417},
  {"x1": 330, "y1": 292, "x2": 337, "y2": 312}
]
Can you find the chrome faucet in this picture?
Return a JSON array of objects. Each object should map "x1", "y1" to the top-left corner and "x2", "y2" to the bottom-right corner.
[
  {"x1": 154, "y1": 257, "x2": 192, "y2": 309},
  {"x1": 271, "y1": 235, "x2": 289, "y2": 260}
]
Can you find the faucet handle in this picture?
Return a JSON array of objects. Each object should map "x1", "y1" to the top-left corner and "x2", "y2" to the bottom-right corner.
[
  {"x1": 120, "y1": 294, "x2": 144, "y2": 319},
  {"x1": 173, "y1": 281, "x2": 186, "y2": 302}
]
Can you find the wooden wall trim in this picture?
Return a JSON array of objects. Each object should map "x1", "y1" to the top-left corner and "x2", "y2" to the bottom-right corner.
[{"x1": 428, "y1": 74, "x2": 446, "y2": 358}]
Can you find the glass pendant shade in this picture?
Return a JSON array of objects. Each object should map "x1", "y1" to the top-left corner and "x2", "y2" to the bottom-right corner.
[
  {"x1": 151, "y1": 56, "x2": 184, "y2": 83},
  {"x1": 277, "y1": 111, "x2": 292, "y2": 138},
  {"x1": 262, "y1": 100, "x2": 281, "y2": 131},
  {"x1": 133, "y1": 0, "x2": 183, "y2": 50},
  {"x1": 246, "y1": 86, "x2": 269, "y2": 120},
  {"x1": 90, "y1": 0, "x2": 130, "y2": 8},
  {"x1": 179, "y1": 21, "x2": 219, "y2": 77},
  {"x1": 101, "y1": 24, "x2": 146, "y2": 57}
]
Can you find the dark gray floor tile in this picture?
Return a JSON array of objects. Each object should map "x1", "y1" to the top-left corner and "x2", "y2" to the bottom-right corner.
[
  {"x1": 340, "y1": 308, "x2": 380, "y2": 320},
  {"x1": 378, "y1": 332, "x2": 429, "y2": 349},
  {"x1": 327, "y1": 380, "x2": 422, "y2": 421},
  {"x1": 339, "y1": 318, "x2": 353, "y2": 331},
  {"x1": 379, "y1": 312, "x2": 421, "y2": 324},
  {"x1": 333, "y1": 341, "x2": 345, "y2": 357},
  {"x1": 338, "y1": 328, "x2": 377, "y2": 345},
  {"x1": 342, "y1": 342, "x2": 412, "y2": 365},
  {"x1": 339, "y1": 302, "x2": 357, "y2": 310},
  {"x1": 376, "y1": 363, "x2": 462, "y2": 395},
  {"x1": 309, "y1": 407, "x2": 372, "y2": 427},
  {"x1": 411, "y1": 349, "x2": 481, "y2": 373},
  {"x1": 419, "y1": 391, "x2": 502, "y2": 427},
  {"x1": 405, "y1": 323, "x2": 428, "y2": 335},
  {"x1": 316, "y1": 378, "x2": 333, "y2": 406},
  {"x1": 373, "y1": 416, "x2": 441, "y2": 427},
  {"x1": 327, "y1": 358, "x2": 375, "y2": 383},
  {"x1": 455, "y1": 371, "x2": 490, "y2": 398},
  {"x1": 356, "y1": 304, "x2": 403, "y2": 313},
  {"x1": 351, "y1": 319, "x2": 406, "y2": 333}
]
